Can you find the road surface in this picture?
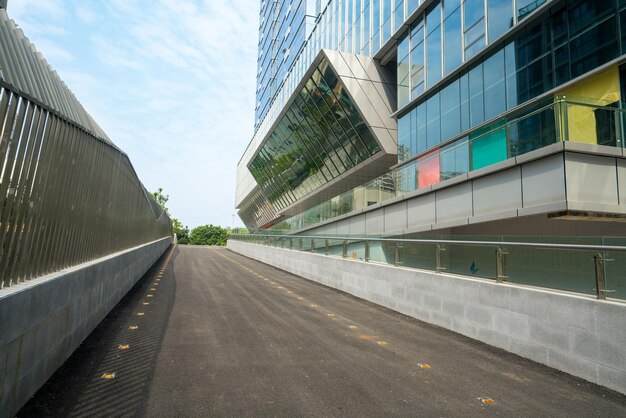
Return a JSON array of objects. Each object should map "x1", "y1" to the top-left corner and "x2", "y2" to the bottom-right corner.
[{"x1": 18, "y1": 245, "x2": 626, "y2": 417}]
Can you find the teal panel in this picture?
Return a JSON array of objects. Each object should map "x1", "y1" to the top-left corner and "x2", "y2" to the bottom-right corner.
[{"x1": 470, "y1": 122, "x2": 507, "y2": 170}]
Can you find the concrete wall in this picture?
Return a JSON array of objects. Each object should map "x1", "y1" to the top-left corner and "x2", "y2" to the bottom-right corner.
[
  {"x1": 0, "y1": 237, "x2": 171, "y2": 417},
  {"x1": 228, "y1": 240, "x2": 626, "y2": 395}
]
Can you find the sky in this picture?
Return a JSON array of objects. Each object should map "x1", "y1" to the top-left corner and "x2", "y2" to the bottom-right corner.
[{"x1": 9, "y1": 0, "x2": 260, "y2": 229}]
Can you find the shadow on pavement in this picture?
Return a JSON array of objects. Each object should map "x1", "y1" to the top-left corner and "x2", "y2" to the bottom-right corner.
[{"x1": 17, "y1": 245, "x2": 179, "y2": 418}]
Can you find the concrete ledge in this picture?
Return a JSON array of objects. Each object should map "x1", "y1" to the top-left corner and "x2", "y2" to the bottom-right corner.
[
  {"x1": 0, "y1": 237, "x2": 172, "y2": 417},
  {"x1": 228, "y1": 240, "x2": 626, "y2": 395}
]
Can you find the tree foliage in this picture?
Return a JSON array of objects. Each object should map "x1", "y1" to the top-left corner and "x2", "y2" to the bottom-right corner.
[
  {"x1": 189, "y1": 224, "x2": 228, "y2": 246},
  {"x1": 152, "y1": 187, "x2": 170, "y2": 216},
  {"x1": 152, "y1": 187, "x2": 191, "y2": 243},
  {"x1": 172, "y1": 218, "x2": 189, "y2": 244}
]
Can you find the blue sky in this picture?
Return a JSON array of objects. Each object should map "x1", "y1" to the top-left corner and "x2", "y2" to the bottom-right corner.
[{"x1": 10, "y1": 0, "x2": 259, "y2": 229}]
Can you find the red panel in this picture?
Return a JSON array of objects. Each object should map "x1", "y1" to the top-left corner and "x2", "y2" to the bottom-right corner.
[{"x1": 417, "y1": 150, "x2": 440, "y2": 189}]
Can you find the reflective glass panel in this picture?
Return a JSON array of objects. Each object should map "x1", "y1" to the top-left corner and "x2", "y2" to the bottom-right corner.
[{"x1": 443, "y1": 6, "x2": 462, "y2": 75}]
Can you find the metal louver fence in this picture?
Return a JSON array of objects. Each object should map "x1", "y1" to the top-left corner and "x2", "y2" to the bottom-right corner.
[
  {"x1": 0, "y1": 85, "x2": 172, "y2": 289},
  {"x1": 0, "y1": 10, "x2": 171, "y2": 289}
]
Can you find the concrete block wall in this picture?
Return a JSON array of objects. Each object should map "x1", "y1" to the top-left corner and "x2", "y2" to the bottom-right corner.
[
  {"x1": 228, "y1": 240, "x2": 626, "y2": 395},
  {"x1": 0, "y1": 237, "x2": 171, "y2": 417}
]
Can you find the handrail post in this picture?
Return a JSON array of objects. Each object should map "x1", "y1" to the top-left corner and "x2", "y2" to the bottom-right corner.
[
  {"x1": 496, "y1": 246, "x2": 508, "y2": 283},
  {"x1": 289, "y1": 238, "x2": 293, "y2": 250},
  {"x1": 594, "y1": 251, "x2": 607, "y2": 300},
  {"x1": 325, "y1": 239, "x2": 329, "y2": 255},
  {"x1": 342, "y1": 240, "x2": 348, "y2": 258},
  {"x1": 394, "y1": 242, "x2": 402, "y2": 267},
  {"x1": 311, "y1": 238, "x2": 315, "y2": 253},
  {"x1": 299, "y1": 238, "x2": 303, "y2": 251},
  {"x1": 435, "y1": 244, "x2": 445, "y2": 273},
  {"x1": 365, "y1": 241, "x2": 370, "y2": 262}
]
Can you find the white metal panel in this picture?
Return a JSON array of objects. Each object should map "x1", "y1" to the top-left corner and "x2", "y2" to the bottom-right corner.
[
  {"x1": 521, "y1": 154, "x2": 566, "y2": 209},
  {"x1": 473, "y1": 167, "x2": 522, "y2": 217}
]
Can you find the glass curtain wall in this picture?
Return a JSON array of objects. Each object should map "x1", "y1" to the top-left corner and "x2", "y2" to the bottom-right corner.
[
  {"x1": 398, "y1": 0, "x2": 625, "y2": 164},
  {"x1": 249, "y1": 58, "x2": 381, "y2": 212}
]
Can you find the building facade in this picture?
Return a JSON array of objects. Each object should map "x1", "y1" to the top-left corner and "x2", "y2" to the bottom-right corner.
[{"x1": 237, "y1": 0, "x2": 626, "y2": 238}]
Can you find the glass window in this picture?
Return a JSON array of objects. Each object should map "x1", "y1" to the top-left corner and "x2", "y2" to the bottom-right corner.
[
  {"x1": 372, "y1": 0, "x2": 381, "y2": 51},
  {"x1": 398, "y1": 113, "x2": 412, "y2": 162},
  {"x1": 444, "y1": 0, "x2": 461, "y2": 17},
  {"x1": 383, "y1": 0, "x2": 393, "y2": 42},
  {"x1": 569, "y1": 15, "x2": 618, "y2": 79},
  {"x1": 440, "y1": 137, "x2": 469, "y2": 180},
  {"x1": 398, "y1": 34, "x2": 411, "y2": 107},
  {"x1": 416, "y1": 103, "x2": 427, "y2": 153},
  {"x1": 443, "y1": 6, "x2": 462, "y2": 74},
  {"x1": 463, "y1": 0, "x2": 486, "y2": 59},
  {"x1": 469, "y1": 63, "x2": 484, "y2": 127},
  {"x1": 516, "y1": 0, "x2": 546, "y2": 21},
  {"x1": 622, "y1": 10, "x2": 626, "y2": 55},
  {"x1": 426, "y1": 5, "x2": 442, "y2": 87},
  {"x1": 503, "y1": 43, "x2": 518, "y2": 110},
  {"x1": 568, "y1": 0, "x2": 611, "y2": 37},
  {"x1": 410, "y1": 106, "x2": 418, "y2": 156},
  {"x1": 426, "y1": 93, "x2": 441, "y2": 148},
  {"x1": 551, "y1": 6, "x2": 568, "y2": 46},
  {"x1": 487, "y1": 0, "x2": 513, "y2": 42},
  {"x1": 483, "y1": 50, "x2": 506, "y2": 120},
  {"x1": 470, "y1": 120, "x2": 508, "y2": 170},
  {"x1": 410, "y1": 38, "x2": 425, "y2": 98},
  {"x1": 395, "y1": 0, "x2": 405, "y2": 32},
  {"x1": 363, "y1": 0, "x2": 371, "y2": 54},
  {"x1": 418, "y1": 149, "x2": 441, "y2": 188},
  {"x1": 441, "y1": 79, "x2": 461, "y2": 140},
  {"x1": 526, "y1": 54, "x2": 553, "y2": 98},
  {"x1": 460, "y1": 72, "x2": 470, "y2": 131},
  {"x1": 408, "y1": 0, "x2": 419, "y2": 16}
]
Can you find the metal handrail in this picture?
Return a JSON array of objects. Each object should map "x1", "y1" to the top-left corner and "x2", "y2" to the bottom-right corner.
[
  {"x1": 229, "y1": 233, "x2": 626, "y2": 301},
  {"x1": 231, "y1": 233, "x2": 626, "y2": 253}
]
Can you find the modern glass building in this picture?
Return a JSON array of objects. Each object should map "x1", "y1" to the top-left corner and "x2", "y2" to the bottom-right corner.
[{"x1": 237, "y1": 0, "x2": 626, "y2": 238}]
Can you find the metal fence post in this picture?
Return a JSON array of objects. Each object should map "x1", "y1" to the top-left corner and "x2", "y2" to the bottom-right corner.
[
  {"x1": 325, "y1": 239, "x2": 329, "y2": 256},
  {"x1": 394, "y1": 242, "x2": 402, "y2": 266},
  {"x1": 435, "y1": 244, "x2": 445, "y2": 273},
  {"x1": 365, "y1": 241, "x2": 370, "y2": 262},
  {"x1": 496, "y1": 246, "x2": 508, "y2": 283},
  {"x1": 342, "y1": 240, "x2": 348, "y2": 258},
  {"x1": 594, "y1": 252, "x2": 607, "y2": 300},
  {"x1": 311, "y1": 238, "x2": 315, "y2": 253},
  {"x1": 299, "y1": 238, "x2": 303, "y2": 251}
]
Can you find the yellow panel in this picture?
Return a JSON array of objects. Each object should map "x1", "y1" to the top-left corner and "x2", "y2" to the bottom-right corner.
[{"x1": 556, "y1": 67, "x2": 620, "y2": 145}]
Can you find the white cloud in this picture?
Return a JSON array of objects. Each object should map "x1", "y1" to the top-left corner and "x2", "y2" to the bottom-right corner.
[{"x1": 9, "y1": 0, "x2": 260, "y2": 228}]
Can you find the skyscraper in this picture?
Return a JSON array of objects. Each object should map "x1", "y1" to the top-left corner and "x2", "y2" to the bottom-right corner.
[{"x1": 237, "y1": 0, "x2": 626, "y2": 238}]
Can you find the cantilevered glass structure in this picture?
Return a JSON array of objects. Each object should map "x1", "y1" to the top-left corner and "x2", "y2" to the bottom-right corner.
[{"x1": 237, "y1": 0, "x2": 626, "y2": 235}]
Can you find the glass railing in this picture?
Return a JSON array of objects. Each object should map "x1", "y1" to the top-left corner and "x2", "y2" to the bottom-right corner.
[
  {"x1": 229, "y1": 233, "x2": 626, "y2": 301},
  {"x1": 271, "y1": 99, "x2": 625, "y2": 232}
]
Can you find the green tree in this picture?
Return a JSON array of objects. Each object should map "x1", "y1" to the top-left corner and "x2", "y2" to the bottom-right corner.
[
  {"x1": 172, "y1": 218, "x2": 189, "y2": 244},
  {"x1": 189, "y1": 224, "x2": 229, "y2": 246},
  {"x1": 152, "y1": 187, "x2": 170, "y2": 216}
]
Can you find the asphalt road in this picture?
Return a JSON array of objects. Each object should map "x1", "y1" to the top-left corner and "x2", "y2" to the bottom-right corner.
[{"x1": 18, "y1": 245, "x2": 626, "y2": 417}]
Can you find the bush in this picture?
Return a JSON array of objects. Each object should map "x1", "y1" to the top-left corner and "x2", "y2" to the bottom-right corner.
[{"x1": 189, "y1": 224, "x2": 228, "y2": 246}]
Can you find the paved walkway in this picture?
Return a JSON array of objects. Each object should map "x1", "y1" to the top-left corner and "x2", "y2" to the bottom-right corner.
[{"x1": 18, "y1": 246, "x2": 626, "y2": 417}]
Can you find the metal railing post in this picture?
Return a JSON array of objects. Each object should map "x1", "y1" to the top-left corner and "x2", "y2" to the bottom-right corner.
[
  {"x1": 299, "y1": 238, "x2": 303, "y2": 251},
  {"x1": 325, "y1": 239, "x2": 329, "y2": 256},
  {"x1": 365, "y1": 241, "x2": 370, "y2": 262},
  {"x1": 342, "y1": 240, "x2": 348, "y2": 258},
  {"x1": 435, "y1": 244, "x2": 445, "y2": 273},
  {"x1": 394, "y1": 242, "x2": 402, "y2": 266},
  {"x1": 594, "y1": 252, "x2": 607, "y2": 300},
  {"x1": 496, "y1": 246, "x2": 508, "y2": 283},
  {"x1": 289, "y1": 238, "x2": 293, "y2": 250},
  {"x1": 311, "y1": 238, "x2": 315, "y2": 253}
]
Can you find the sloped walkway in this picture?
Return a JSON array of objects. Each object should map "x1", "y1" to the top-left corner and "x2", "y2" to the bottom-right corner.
[{"x1": 18, "y1": 246, "x2": 626, "y2": 417}]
